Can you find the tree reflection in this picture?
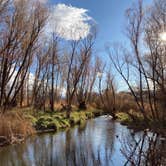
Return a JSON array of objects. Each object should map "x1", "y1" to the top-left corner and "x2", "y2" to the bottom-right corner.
[
  {"x1": 0, "y1": 117, "x2": 117, "y2": 166},
  {"x1": 121, "y1": 131, "x2": 166, "y2": 165}
]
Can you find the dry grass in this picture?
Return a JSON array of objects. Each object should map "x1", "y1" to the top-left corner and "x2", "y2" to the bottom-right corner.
[{"x1": 0, "y1": 111, "x2": 35, "y2": 146}]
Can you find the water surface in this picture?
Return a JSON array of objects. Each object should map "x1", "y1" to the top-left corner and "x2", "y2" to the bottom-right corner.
[{"x1": 0, "y1": 116, "x2": 165, "y2": 166}]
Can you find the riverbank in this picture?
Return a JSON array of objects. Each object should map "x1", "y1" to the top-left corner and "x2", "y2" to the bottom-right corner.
[
  {"x1": 27, "y1": 108, "x2": 102, "y2": 131},
  {"x1": 116, "y1": 112, "x2": 166, "y2": 136},
  {"x1": 0, "y1": 107, "x2": 102, "y2": 147},
  {"x1": 1, "y1": 109, "x2": 165, "y2": 147}
]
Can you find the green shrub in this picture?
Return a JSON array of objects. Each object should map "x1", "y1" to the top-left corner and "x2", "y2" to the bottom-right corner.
[
  {"x1": 116, "y1": 112, "x2": 132, "y2": 124},
  {"x1": 36, "y1": 116, "x2": 56, "y2": 129},
  {"x1": 59, "y1": 119, "x2": 70, "y2": 128},
  {"x1": 24, "y1": 115, "x2": 37, "y2": 126},
  {"x1": 85, "y1": 111, "x2": 94, "y2": 118}
]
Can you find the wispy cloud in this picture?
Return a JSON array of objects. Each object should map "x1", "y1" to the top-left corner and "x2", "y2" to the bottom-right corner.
[
  {"x1": 13, "y1": 2, "x2": 94, "y2": 40},
  {"x1": 48, "y1": 4, "x2": 93, "y2": 40}
]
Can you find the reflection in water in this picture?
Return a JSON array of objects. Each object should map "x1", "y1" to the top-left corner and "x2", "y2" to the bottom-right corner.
[
  {"x1": 0, "y1": 117, "x2": 165, "y2": 166},
  {"x1": 120, "y1": 131, "x2": 166, "y2": 166}
]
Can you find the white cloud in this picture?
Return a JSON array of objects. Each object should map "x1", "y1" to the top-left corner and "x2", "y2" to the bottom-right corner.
[
  {"x1": 13, "y1": 2, "x2": 94, "y2": 40},
  {"x1": 48, "y1": 4, "x2": 93, "y2": 40}
]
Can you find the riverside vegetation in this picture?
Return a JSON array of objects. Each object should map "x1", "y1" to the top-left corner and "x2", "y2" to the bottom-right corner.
[
  {"x1": 0, "y1": 106, "x2": 165, "y2": 147},
  {"x1": 0, "y1": 0, "x2": 166, "y2": 158},
  {"x1": 0, "y1": 107, "x2": 102, "y2": 146}
]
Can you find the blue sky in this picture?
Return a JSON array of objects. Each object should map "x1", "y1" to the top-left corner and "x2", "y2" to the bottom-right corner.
[
  {"x1": 47, "y1": 0, "x2": 153, "y2": 91},
  {"x1": 49, "y1": 0, "x2": 152, "y2": 51}
]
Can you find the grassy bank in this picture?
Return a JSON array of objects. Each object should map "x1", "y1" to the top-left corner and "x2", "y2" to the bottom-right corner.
[
  {"x1": 116, "y1": 112, "x2": 166, "y2": 135},
  {"x1": 25, "y1": 108, "x2": 102, "y2": 131},
  {"x1": 0, "y1": 107, "x2": 102, "y2": 146}
]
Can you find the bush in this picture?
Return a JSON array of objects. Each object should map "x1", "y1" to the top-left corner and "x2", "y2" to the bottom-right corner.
[
  {"x1": 36, "y1": 116, "x2": 59, "y2": 130},
  {"x1": 0, "y1": 112, "x2": 35, "y2": 146},
  {"x1": 116, "y1": 112, "x2": 132, "y2": 124}
]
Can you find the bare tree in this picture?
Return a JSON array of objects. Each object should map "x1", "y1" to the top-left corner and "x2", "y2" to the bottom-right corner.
[
  {"x1": 0, "y1": 0, "x2": 47, "y2": 112},
  {"x1": 107, "y1": 0, "x2": 166, "y2": 123},
  {"x1": 65, "y1": 33, "x2": 95, "y2": 117}
]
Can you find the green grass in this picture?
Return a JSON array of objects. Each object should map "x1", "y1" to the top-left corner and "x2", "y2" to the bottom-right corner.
[
  {"x1": 23, "y1": 108, "x2": 102, "y2": 132},
  {"x1": 116, "y1": 112, "x2": 132, "y2": 125},
  {"x1": 116, "y1": 111, "x2": 166, "y2": 133},
  {"x1": 116, "y1": 111, "x2": 146, "y2": 130}
]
